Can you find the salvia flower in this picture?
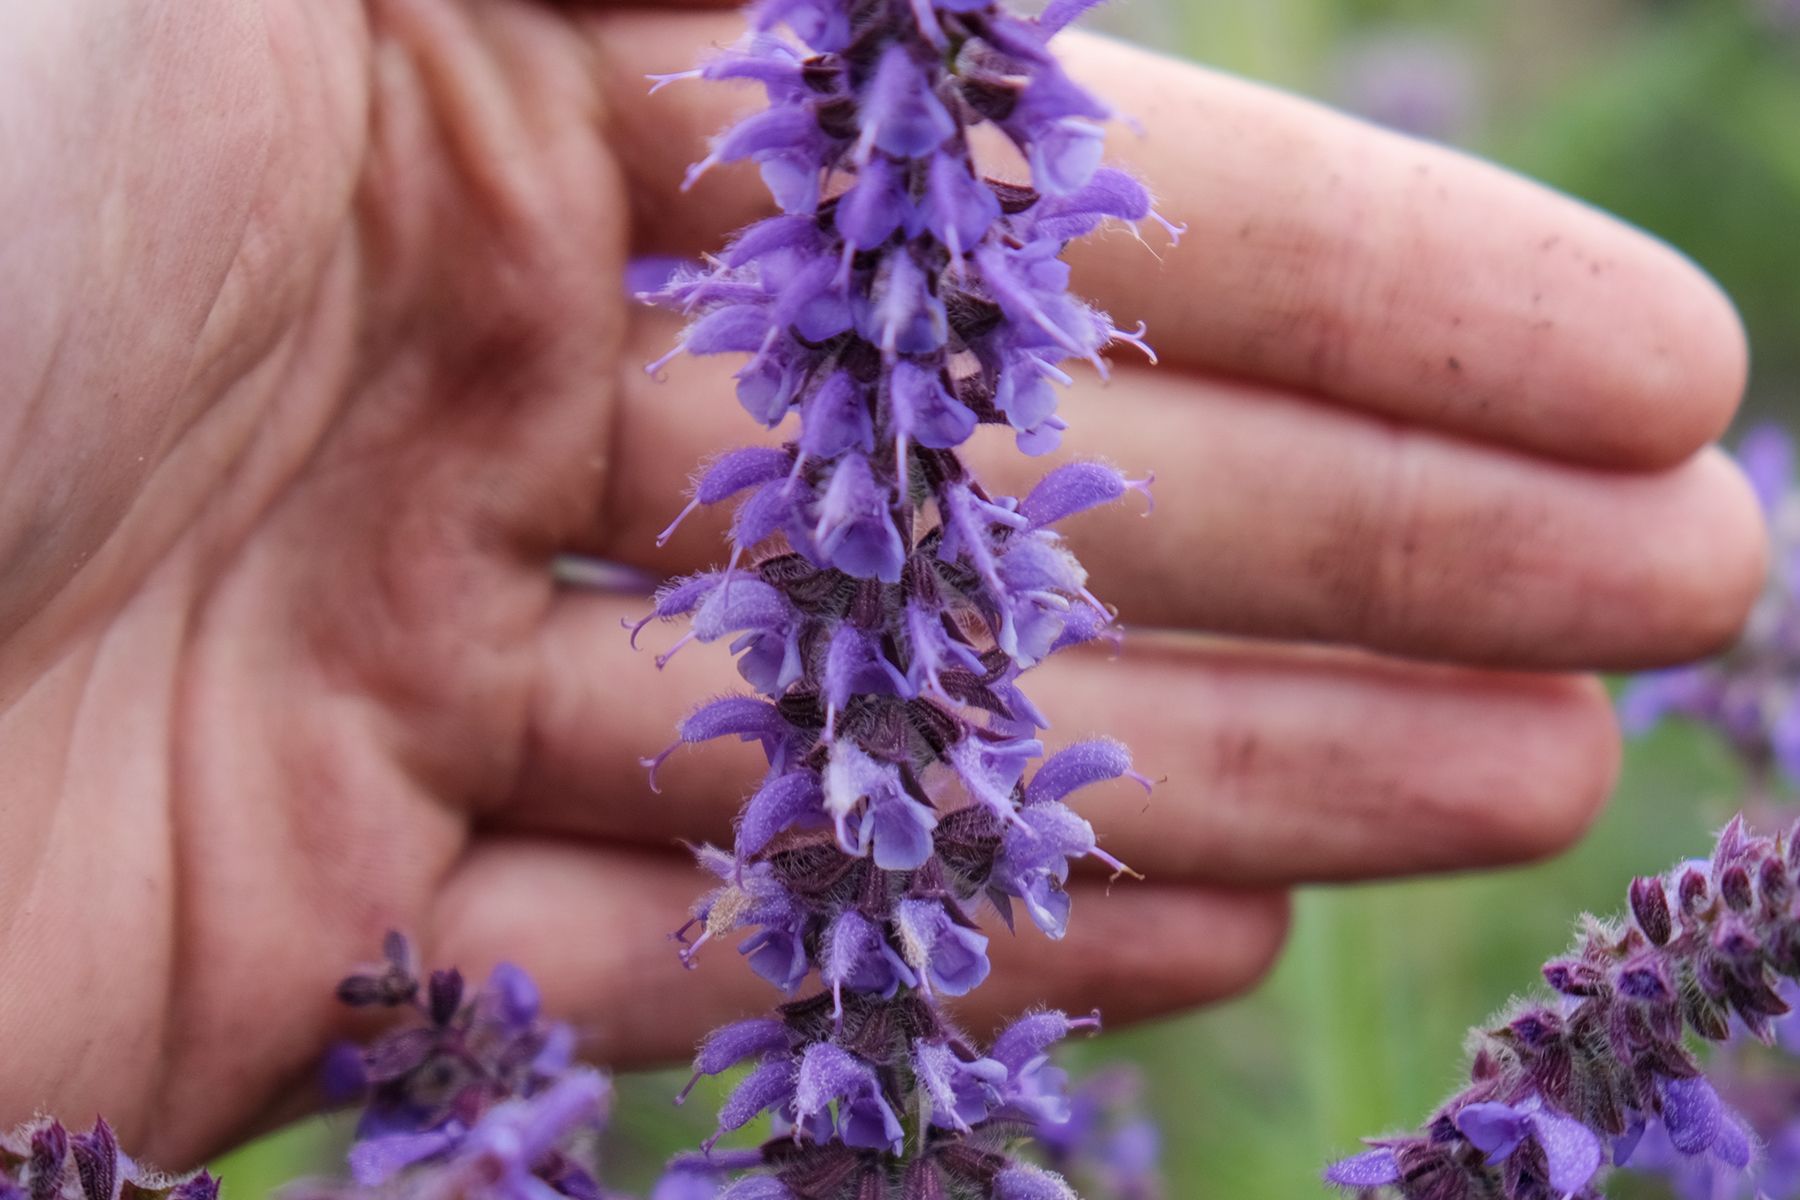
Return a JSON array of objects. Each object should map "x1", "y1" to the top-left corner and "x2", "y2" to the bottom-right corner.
[
  {"x1": 636, "y1": 0, "x2": 1166, "y2": 1191},
  {"x1": 287, "y1": 935, "x2": 610, "y2": 1200},
  {"x1": 1033, "y1": 1066, "x2": 1164, "y2": 1200},
  {"x1": 1323, "y1": 815, "x2": 1800, "y2": 1198},
  {"x1": 0, "y1": 1118, "x2": 217, "y2": 1200},
  {"x1": 1621, "y1": 424, "x2": 1800, "y2": 796}
]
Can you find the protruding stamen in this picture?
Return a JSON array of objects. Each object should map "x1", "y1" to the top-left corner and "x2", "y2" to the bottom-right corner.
[
  {"x1": 1092, "y1": 847, "x2": 1143, "y2": 883},
  {"x1": 675, "y1": 1073, "x2": 703, "y2": 1106},
  {"x1": 641, "y1": 743, "x2": 679, "y2": 793},
  {"x1": 1126, "y1": 472, "x2": 1156, "y2": 515},
  {"x1": 655, "y1": 630, "x2": 698, "y2": 670},
  {"x1": 644, "y1": 342, "x2": 684, "y2": 380},
  {"x1": 1109, "y1": 320, "x2": 1157, "y2": 364},
  {"x1": 1149, "y1": 208, "x2": 1187, "y2": 247},
  {"x1": 657, "y1": 498, "x2": 703, "y2": 547},
  {"x1": 647, "y1": 69, "x2": 702, "y2": 94}
]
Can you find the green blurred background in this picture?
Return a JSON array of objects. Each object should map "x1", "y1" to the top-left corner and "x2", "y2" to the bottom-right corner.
[{"x1": 215, "y1": 0, "x2": 1800, "y2": 1194}]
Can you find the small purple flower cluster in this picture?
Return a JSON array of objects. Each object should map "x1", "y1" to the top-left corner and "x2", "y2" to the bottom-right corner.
[
  {"x1": 636, "y1": 0, "x2": 1164, "y2": 1193},
  {"x1": 1622, "y1": 425, "x2": 1800, "y2": 797},
  {"x1": 1034, "y1": 1067, "x2": 1162, "y2": 1200},
  {"x1": 284, "y1": 934, "x2": 610, "y2": 1200},
  {"x1": 0, "y1": 1118, "x2": 217, "y2": 1200},
  {"x1": 1326, "y1": 814, "x2": 1800, "y2": 1199}
]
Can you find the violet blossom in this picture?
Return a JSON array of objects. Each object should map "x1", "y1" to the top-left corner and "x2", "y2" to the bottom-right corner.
[
  {"x1": 1033, "y1": 1066, "x2": 1163, "y2": 1200},
  {"x1": 1324, "y1": 814, "x2": 1800, "y2": 1198},
  {"x1": 284, "y1": 934, "x2": 611, "y2": 1200},
  {"x1": 635, "y1": 0, "x2": 1168, "y2": 1191}
]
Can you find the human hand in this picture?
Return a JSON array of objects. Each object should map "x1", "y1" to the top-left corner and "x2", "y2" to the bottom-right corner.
[{"x1": 0, "y1": 0, "x2": 1761, "y2": 1170}]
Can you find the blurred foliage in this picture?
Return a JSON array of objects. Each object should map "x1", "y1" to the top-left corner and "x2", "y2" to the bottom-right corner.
[{"x1": 213, "y1": 0, "x2": 1798, "y2": 1195}]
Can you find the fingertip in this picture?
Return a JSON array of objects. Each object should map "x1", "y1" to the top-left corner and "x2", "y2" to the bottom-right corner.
[
  {"x1": 1595, "y1": 251, "x2": 1750, "y2": 469},
  {"x1": 1638, "y1": 446, "x2": 1768, "y2": 663},
  {"x1": 1475, "y1": 673, "x2": 1619, "y2": 867}
]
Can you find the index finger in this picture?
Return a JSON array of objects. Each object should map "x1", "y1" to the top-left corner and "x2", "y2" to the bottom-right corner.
[{"x1": 587, "y1": 11, "x2": 1746, "y2": 468}]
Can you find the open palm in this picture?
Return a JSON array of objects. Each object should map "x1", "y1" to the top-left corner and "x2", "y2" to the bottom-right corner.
[{"x1": 0, "y1": 0, "x2": 1765, "y2": 1169}]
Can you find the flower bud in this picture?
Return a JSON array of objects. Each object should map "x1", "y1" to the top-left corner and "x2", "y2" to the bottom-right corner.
[
  {"x1": 1543, "y1": 958, "x2": 1608, "y2": 998},
  {"x1": 1720, "y1": 864, "x2": 1754, "y2": 912},
  {"x1": 1630, "y1": 876, "x2": 1673, "y2": 946}
]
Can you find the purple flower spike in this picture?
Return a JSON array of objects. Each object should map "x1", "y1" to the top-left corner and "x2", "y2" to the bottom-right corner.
[
  {"x1": 1328, "y1": 814, "x2": 1800, "y2": 1197},
  {"x1": 301, "y1": 941, "x2": 610, "y2": 1199},
  {"x1": 634, "y1": 0, "x2": 1168, "y2": 1184}
]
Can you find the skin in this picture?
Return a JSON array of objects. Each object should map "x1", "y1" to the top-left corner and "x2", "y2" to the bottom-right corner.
[{"x1": 0, "y1": 0, "x2": 1767, "y2": 1170}]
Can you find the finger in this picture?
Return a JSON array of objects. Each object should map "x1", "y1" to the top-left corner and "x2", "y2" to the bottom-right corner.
[
  {"x1": 596, "y1": 312, "x2": 1767, "y2": 669},
  {"x1": 507, "y1": 593, "x2": 1617, "y2": 885},
  {"x1": 428, "y1": 836, "x2": 1289, "y2": 1067},
  {"x1": 586, "y1": 11, "x2": 1745, "y2": 468}
]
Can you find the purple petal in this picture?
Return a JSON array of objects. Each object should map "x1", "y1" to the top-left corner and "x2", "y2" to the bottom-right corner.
[
  {"x1": 861, "y1": 47, "x2": 955, "y2": 158},
  {"x1": 891, "y1": 360, "x2": 977, "y2": 450},
  {"x1": 349, "y1": 1129, "x2": 457, "y2": 1186},
  {"x1": 1714, "y1": 1115, "x2": 1753, "y2": 1170},
  {"x1": 692, "y1": 581, "x2": 790, "y2": 642},
  {"x1": 719, "y1": 1178, "x2": 796, "y2": 1200},
  {"x1": 717, "y1": 1058, "x2": 797, "y2": 1134},
  {"x1": 696, "y1": 447, "x2": 792, "y2": 506},
  {"x1": 923, "y1": 153, "x2": 1001, "y2": 258},
  {"x1": 836, "y1": 154, "x2": 911, "y2": 249},
  {"x1": 1027, "y1": 117, "x2": 1105, "y2": 195},
  {"x1": 1524, "y1": 1110, "x2": 1603, "y2": 1194},
  {"x1": 815, "y1": 453, "x2": 905, "y2": 581},
  {"x1": 1659, "y1": 1074, "x2": 1724, "y2": 1156},
  {"x1": 626, "y1": 256, "x2": 693, "y2": 298},
  {"x1": 1455, "y1": 1101, "x2": 1527, "y2": 1163},
  {"x1": 840, "y1": 1091, "x2": 905, "y2": 1152},
  {"x1": 683, "y1": 304, "x2": 774, "y2": 356},
  {"x1": 678, "y1": 696, "x2": 788, "y2": 745},
  {"x1": 712, "y1": 105, "x2": 824, "y2": 167},
  {"x1": 724, "y1": 215, "x2": 824, "y2": 267},
  {"x1": 1323, "y1": 1149, "x2": 1401, "y2": 1188},
  {"x1": 800, "y1": 372, "x2": 875, "y2": 458},
  {"x1": 737, "y1": 772, "x2": 825, "y2": 858},
  {"x1": 694, "y1": 1018, "x2": 790, "y2": 1076},
  {"x1": 795, "y1": 1042, "x2": 874, "y2": 1116},
  {"x1": 1020, "y1": 462, "x2": 1148, "y2": 528},
  {"x1": 1025, "y1": 739, "x2": 1141, "y2": 805},
  {"x1": 867, "y1": 789, "x2": 937, "y2": 870},
  {"x1": 993, "y1": 1165, "x2": 1077, "y2": 1200},
  {"x1": 485, "y1": 961, "x2": 540, "y2": 1028},
  {"x1": 733, "y1": 479, "x2": 803, "y2": 553}
]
